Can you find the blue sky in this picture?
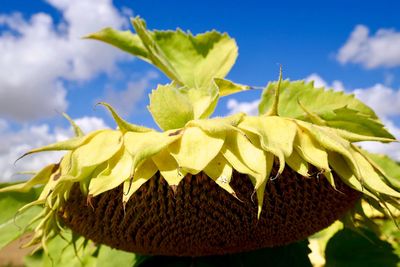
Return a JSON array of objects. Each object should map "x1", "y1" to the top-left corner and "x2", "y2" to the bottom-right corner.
[{"x1": 1, "y1": 0, "x2": 400, "y2": 180}]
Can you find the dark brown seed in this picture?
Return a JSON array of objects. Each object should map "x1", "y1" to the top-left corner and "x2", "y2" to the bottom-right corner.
[{"x1": 61, "y1": 167, "x2": 360, "y2": 257}]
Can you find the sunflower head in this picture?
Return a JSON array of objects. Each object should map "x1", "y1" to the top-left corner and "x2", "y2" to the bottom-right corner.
[{"x1": 1, "y1": 17, "x2": 399, "y2": 257}]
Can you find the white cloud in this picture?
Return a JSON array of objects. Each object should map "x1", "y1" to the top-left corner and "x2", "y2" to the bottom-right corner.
[
  {"x1": 305, "y1": 73, "x2": 345, "y2": 91},
  {"x1": 337, "y1": 25, "x2": 400, "y2": 68},
  {"x1": 0, "y1": 116, "x2": 109, "y2": 182},
  {"x1": 226, "y1": 98, "x2": 259, "y2": 116},
  {"x1": 100, "y1": 71, "x2": 159, "y2": 116},
  {"x1": 353, "y1": 84, "x2": 400, "y2": 119},
  {"x1": 360, "y1": 119, "x2": 400, "y2": 161},
  {"x1": 0, "y1": 0, "x2": 131, "y2": 122}
]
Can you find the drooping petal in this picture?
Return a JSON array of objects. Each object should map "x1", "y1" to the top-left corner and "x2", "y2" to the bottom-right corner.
[
  {"x1": 203, "y1": 153, "x2": 236, "y2": 195},
  {"x1": 0, "y1": 164, "x2": 58, "y2": 193},
  {"x1": 294, "y1": 127, "x2": 330, "y2": 173},
  {"x1": 254, "y1": 152, "x2": 274, "y2": 218},
  {"x1": 152, "y1": 149, "x2": 186, "y2": 186},
  {"x1": 124, "y1": 130, "x2": 181, "y2": 172},
  {"x1": 222, "y1": 130, "x2": 265, "y2": 176},
  {"x1": 123, "y1": 159, "x2": 158, "y2": 204},
  {"x1": 169, "y1": 126, "x2": 225, "y2": 174},
  {"x1": 89, "y1": 149, "x2": 132, "y2": 196},
  {"x1": 285, "y1": 150, "x2": 310, "y2": 177},
  {"x1": 350, "y1": 150, "x2": 400, "y2": 198},
  {"x1": 18, "y1": 130, "x2": 105, "y2": 160},
  {"x1": 239, "y1": 116, "x2": 297, "y2": 174},
  {"x1": 72, "y1": 130, "x2": 123, "y2": 168}
]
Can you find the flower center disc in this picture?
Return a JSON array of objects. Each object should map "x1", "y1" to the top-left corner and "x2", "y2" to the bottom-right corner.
[{"x1": 61, "y1": 167, "x2": 360, "y2": 256}]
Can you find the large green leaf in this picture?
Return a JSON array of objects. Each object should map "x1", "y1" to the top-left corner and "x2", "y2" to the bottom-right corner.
[
  {"x1": 24, "y1": 232, "x2": 138, "y2": 267},
  {"x1": 258, "y1": 80, "x2": 394, "y2": 139},
  {"x1": 87, "y1": 17, "x2": 237, "y2": 90},
  {"x1": 0, "y1": 183, "x2": 43, "y2": 250},
  {"x1": 325, "y1": 228, "x2": 399, "y2": 267}
]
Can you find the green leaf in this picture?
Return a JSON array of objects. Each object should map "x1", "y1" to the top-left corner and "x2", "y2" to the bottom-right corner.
[
  {"x1": 178, "y1": 83, "x2": 219, "y2": 119},
  {"x1": 95, "y1": 245, "x2": 138, "y2": 266},
  {"x1": 322, "y1": 107, "x2": 394, "y2": 139},
  {"x1": 25, "y1": 231, "x2": 140, "y2": 267},
  {"x1": 325, "y1": 228, "x2": 399, "y2": 267},
  {"x1": 259, "y1": 80, "x2": 394, "y2": 139},
  {"x1": 0, "y1": 184, "x2": 43, "y2": 250},
  {"x1": 27, "y1": 234, "x2": 97, "y2": 267},
  {"x1": 88, "y1": 17, "x2": 237, "y2": 90},
  {"x1": 84, "y1": 27, "x2": 149, "y2": 61},
  {"x1": 132, "y1": 17, "x2": 238, "y2": 89},
  {"x1": 148, "y1": 84, "x2": 194, "y2": 130}
]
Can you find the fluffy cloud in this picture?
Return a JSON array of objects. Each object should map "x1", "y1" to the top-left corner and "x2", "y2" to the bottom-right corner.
[
  {"x1": 337, "y1": 25, "x2": 400, "y2": 68},
  {"x1": 0, "y1": 116, "x2": 109, "y2": 182},
  {"x1": 100, "y1": 71, "x2": 159, "y2": 116},
  {"x1": 226, "y1": 99, "x2": 259, "y2": 116},
  {"x1": 305, "y1": 73, "x2": 345, "y2": 91},
  {"x1": 361, "y1": 119, "x2": 400, "y2": 161},
  {"x1": 226, "y1": 74, "x2": 400, "y2": 160},
  {"x1": 0, "y1": 0, "x2": 130, "y2": 122},
  {"x1": 353, "y1": 84, "x2": 400, "y2": 119}
]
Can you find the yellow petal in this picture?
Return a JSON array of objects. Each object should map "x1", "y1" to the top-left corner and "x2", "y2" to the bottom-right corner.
[
  {"x1": 239, "y1": 116, "x2": 297, "y2": 174},
  {"x1": 294, "y1": 127, "x2": 330, "y2": 172},
  {"x1": 297, "y1": 121, "x2": 361, "y2": 179},
  {"x1": 254, "y1": 152, "x2": 274, "y2": 218},
  {"x1": 89, "y1": 149, "x2": 132, "y2": 196},
  {"x1": 328, "y1": 152, "x2": 377, "y2": 200},
  {"x1": 18, "y1": 130, "x2": 104, "y2": 160},
  {"x1": 286, "y1": 150, "x2": 310, "y2": 177},
  {"x1": 350, "y1": 150, "x2": 400, "y2": 198},
  {"x1": 0, "y1": 164, "x2": 57, "y2": 193},
  {"x1": 169, "y1": 126, "x2": 225, "y2": 174},
  {"x1": 123, "y1": 159, "x2": 158, "y2": 203},
  {"x1": 73, "y1": 130, "x2": 123, "y2": 167},
  {"x1": 185, "y1": 112, "x2": 245, "y2": 134},
  {"x1": 152, "y1": 149, "x2": 186, "y2": 186},
  {"x1": 203, "y1": 153, "x2": 236, "y2": 195},
  {"x1": 222, "y1": 131, "x2": 265, "y2": 176},
  {"x1": 124, "y1": 130, "x2": 181, "y2": 172}
]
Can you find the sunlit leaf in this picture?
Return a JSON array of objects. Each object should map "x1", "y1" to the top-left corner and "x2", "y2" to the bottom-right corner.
[
  {"x1": 259, "y1": 80, "x2": 393, "y2": 138},
  {"x1": 148, "y1": 84, "x2": 194, "y2": 130},
  {"x1": 0, "y1": 184, "x2": 42, "y2": 250}
]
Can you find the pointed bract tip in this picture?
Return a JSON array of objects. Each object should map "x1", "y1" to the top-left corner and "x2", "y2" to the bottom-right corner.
[{"x1": 266, "y1": 65, "x2": 283, "y2": 116}]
